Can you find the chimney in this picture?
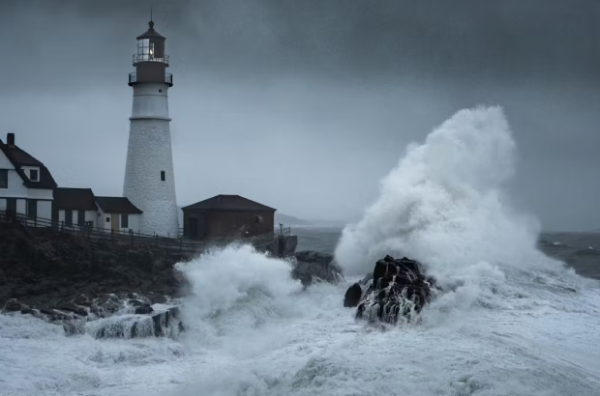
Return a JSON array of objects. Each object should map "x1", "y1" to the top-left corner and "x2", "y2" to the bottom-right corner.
[{"x1": 6, "y1": 133, "x2": 15, "y2": 146}]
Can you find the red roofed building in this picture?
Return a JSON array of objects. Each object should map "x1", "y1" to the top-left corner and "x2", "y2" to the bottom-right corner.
[{"x1": 181, "y1": 195, "x2": 276, "y2": 240}]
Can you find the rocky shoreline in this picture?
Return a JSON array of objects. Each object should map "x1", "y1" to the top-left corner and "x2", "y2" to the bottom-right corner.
[
  {"x1": 1, "y1": 219, "x2": 436, "y2": 336},
  {"x1": 1, "y1": 249, "x2": 342, "y2": 339},
  {"x1": 0, "y1": 216, "x2": 341, "y2": 338},
  {"x1": 3, "y1": 293, "x2": 183, "y2": 338}
]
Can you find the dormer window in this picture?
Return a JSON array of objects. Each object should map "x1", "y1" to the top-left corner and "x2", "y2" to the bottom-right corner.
[{"x1": 29, "y1": 168, "x2": 39, "y2": 181}]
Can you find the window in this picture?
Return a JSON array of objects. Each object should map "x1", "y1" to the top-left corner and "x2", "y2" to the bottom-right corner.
[
  {"x1": 161, "y1": 171, "x2": 165, "y2": 181},
  {"x1": 0, "y1": 169, "x2": 7, "y2": 188},
  {"x1": 106, "y1": 217, "x2": 110, "y2": 223},
  {"x1": 121, "y1": 213, "x2": 129, "y2": 228},
  {"x1": 29, "y1": 169, "x2": 38, "y2": 181},
  {"x1": 65, "y1": 210, "x2": 73, "y2": 225},
  {"x1": 136, "y1": 39, "x2": 155, "y2": 62}
]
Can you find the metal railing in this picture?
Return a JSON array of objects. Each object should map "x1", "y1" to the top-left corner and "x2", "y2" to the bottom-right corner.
[
  {"x1": 177, "y1": 226, "x2": 291, "y2": 240},
  {"x1": 128, "y1": 72, "x2": 173, "y2": 85},
  {"x1": 132, "y1": 54, "x2": 169, "y2": 65},
  {"x1": 0, "y1": 210, "x2": 288, "y2": 254}
]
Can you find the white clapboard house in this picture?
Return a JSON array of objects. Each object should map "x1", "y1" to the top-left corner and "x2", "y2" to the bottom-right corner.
[
  {"x1": 0, "y1": 133, "x2": 56, "y2": 220},
  {"x1": 0, "y1": 133, "x2": 143, "y2": 234}
]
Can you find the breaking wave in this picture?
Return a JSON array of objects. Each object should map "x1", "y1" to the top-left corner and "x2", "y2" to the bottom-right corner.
[
  {"x1": 2, "y1": 106, "x2": 600, "y2": 396},
  {"x1": 334, "y1": 106, "x2": 585, "y2": 313}
]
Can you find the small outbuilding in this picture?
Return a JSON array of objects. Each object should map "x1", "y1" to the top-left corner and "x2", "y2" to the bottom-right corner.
[
  {"x1": 52, "y1": 187, "x2": 98, "y2": 228},
  {"x1": 95, "y1": 196, "x2": 143, "y2": 233},
  {"x1": 182, "y1": 194, "x2": 276, "y2": 240}
]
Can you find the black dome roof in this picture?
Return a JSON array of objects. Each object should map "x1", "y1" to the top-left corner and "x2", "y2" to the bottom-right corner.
[{"x1": 136, "y1": 21, "x2": 166, "y2": 40}]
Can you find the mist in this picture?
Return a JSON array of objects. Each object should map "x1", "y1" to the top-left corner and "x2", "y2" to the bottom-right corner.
[{"x1": 0, "y1": 0, "x2": 599, "y2": 230}]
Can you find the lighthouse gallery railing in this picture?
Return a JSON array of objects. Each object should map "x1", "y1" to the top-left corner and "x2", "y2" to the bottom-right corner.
[{"x1": 128, "y1": 72, "x2": 173, "y2": 85}]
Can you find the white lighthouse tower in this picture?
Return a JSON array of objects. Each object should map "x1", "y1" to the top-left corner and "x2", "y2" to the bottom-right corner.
[{"x1": 123, "y1": 19, "x2": 179, "y2": 237}]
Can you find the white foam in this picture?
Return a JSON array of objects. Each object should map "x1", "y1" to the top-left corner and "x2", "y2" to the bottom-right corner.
[
  {"x1": 335, "y1": 107, "x2": 569, "y2": 295},
  {"x1": 2, "y1": 107, "x2": 600, "y2": 396}
]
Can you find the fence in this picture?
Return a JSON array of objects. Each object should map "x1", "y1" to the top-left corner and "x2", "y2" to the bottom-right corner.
[{"x1": 0, "y1": 210, "x2": 290, "y2": 254}]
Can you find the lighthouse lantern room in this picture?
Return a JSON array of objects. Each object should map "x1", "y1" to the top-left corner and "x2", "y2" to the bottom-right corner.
[
  {"x1": 128, "y1": 20, "x2": 173, "y2": 86},
  {"x1": 122, "y1": 19, "x2": 179, "y2": 237}
]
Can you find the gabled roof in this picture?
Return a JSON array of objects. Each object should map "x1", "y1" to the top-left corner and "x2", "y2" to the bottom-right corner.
[
  {"x1": 54, "y1": 188, "x2": 97, "y2": 211},
  {"x1": 0, "y1": 135, "x2": 58, "y2": 189},
  {"x1": 95, "y1": 197, "x2": 143, "y2": 214},
  {"x1": 182, "y1": 195, "x2": 276, "y2": 212}
]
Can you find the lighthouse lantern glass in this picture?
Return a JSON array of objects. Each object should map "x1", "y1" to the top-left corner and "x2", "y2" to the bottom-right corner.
[{"x1": 136, "y1": 38, "x2": 155, "y2": 62}]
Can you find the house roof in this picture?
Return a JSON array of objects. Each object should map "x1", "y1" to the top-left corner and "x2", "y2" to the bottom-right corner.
[
  {"x1": 95, "y1": 197, "x2": 143, "y2": 214},
  {"x1": 53, "y1": 188, "x2": 97, "y2": 211},
  {"x1": 0, "y1": 135, "x2": 58, "y2": 189},
  {"x1": 182, "y1": 195, "x2": 276, "y2": 212}
]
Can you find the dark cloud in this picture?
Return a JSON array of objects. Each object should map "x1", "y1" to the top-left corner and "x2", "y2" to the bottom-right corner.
[{"x1": 0, "y1": 0, "x2": 598, "y2": 230}]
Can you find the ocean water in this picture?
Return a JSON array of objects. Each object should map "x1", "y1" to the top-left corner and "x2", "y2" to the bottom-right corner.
[{"x1": 2, "y1": 106, "x2": 600, "y2": 396}]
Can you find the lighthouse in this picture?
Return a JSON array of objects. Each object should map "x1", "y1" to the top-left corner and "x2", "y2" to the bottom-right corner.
[{"x1": 123, "y1": 19, "x2": 179, "y2": 237}]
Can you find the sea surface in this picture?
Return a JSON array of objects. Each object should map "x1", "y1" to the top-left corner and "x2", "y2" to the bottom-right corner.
[
  {"x1": 296, "y1": 226, "x2": 600, "y2": 280},
  {"x1": 1, "y1": 107, "x2": 600, "y2": 396}
]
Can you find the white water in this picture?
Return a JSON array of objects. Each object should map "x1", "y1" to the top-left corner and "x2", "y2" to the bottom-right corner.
[{"x1": 2, "y1": 107, "x2": 600, "y2": 396}]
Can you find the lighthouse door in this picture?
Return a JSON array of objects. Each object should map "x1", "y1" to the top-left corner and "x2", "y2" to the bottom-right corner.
[{"x1": 111, "y1": 214, "x2": 120, "y2": 232}]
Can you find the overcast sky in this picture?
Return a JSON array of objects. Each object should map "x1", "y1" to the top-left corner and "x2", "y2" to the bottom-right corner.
[{"x1": 0, "y1": 0, "x2": 599, "y2": 230}]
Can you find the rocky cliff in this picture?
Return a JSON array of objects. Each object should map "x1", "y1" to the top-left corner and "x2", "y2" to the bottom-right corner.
[{"x1": 0, "y1": 222, "x2": 188, "y2": 310}]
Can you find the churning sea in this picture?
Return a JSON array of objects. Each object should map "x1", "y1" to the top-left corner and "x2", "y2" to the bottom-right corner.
[{"x1": 1, "y1": 106, "x2": 599, "y2": 396}]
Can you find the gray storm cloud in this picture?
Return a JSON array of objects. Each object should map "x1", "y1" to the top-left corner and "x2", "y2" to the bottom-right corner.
[{"x1": 0, "y1": 0, "x2": 598, "y2": 230}]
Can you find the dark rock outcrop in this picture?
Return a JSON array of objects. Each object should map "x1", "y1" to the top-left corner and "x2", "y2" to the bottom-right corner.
[
  {"x1": 351, "y1": 255, "x2": 437, "y2": 324},
  {"x1": 343, "y1": 283, "x2": 362, "y2": 307},
  {"x1": 88, "y1": 306, "x2": 182, "y2": 339},
  {"x1": 291, "y1": 250, "x2": 344, "y2": 286}
]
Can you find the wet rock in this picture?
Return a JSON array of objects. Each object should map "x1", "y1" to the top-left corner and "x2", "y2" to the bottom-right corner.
[
  {"x1": 343, "y1": 283, "x2": 362, "y2": 307},
  {"x1": 152, "y1": 307, "x2": 181, "y2": 337},
  {"x1": 74, "y1": 293, "x2": 92, "y2": 307},
  {"x1": 54, "y1": 303, "x2": 88, "y2": 317},
  {"x1": 292, "y1": 250, "x2": 344, "y2": 285},
  {"x1": 355, "y1": 255, "x2": 437, "y2": 324},
  {"x1": 88, "y1": 306, "x2": 182, "y2": 339},
  {"x1": 134, "y1": 304, "x2": 153, "y2": 315},
  {"x1": 63, "y1": 319, "x2": 86, "y2": 336},
  {"x1": 3, "y1": 298, "x2": 28, "y2": 312}
]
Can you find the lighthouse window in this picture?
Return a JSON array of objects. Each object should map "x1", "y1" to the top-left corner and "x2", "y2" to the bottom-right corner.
[
  {"x1": 136, "y1": 39, "x2": 155, "y2": 62},
  {"x1": 161, "y1": 171, "x2": 165, "y2": 181},
  {"x1": 137, "y1": 39, "x2": 150, "y2": 54}
]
